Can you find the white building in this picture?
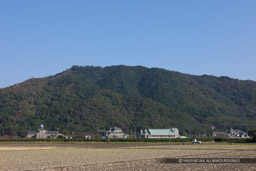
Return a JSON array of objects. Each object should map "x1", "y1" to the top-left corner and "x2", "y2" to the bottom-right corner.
[
  {"x1": 102, "y1": 127, "x2": 128, "y2": 138},
  {"x1": 140, "y1": 128, "x2": 180, "y2": 138},
  {"x1": 27, "y1": 124, "x2": 61, "y2": 139},
  {"x1": 230, "y1": 128, "x2": 249, "y2": 138}
]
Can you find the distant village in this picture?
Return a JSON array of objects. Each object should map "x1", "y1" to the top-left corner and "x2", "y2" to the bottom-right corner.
[
  {"x1": 23, "y1": 124, "x2": 250, "y2": 140},
  {"x1": 212, "y1": 128, "x2": 249, "y2": 138}
]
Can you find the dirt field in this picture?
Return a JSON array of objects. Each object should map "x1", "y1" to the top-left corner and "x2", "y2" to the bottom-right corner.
[{"x1": 0, "y1": 142, "x2": 255, "y2": 171}]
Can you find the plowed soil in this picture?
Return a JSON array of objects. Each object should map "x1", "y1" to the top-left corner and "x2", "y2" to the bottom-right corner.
[{"x1": 0, "y1": 142, "x2": 255, "y2": 171}]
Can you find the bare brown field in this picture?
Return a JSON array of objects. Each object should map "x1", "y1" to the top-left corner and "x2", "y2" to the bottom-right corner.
[{"x1": 0, "y1": 142, "x2": 255, "y2": 171}]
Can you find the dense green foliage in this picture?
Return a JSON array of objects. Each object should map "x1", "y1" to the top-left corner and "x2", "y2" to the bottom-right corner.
[
  {"x1": 0, "y1": 65, "x2": 256, "y2": 136},
  {"x1": 248, "y1": 129, "x2": 256, "y2": 139}
]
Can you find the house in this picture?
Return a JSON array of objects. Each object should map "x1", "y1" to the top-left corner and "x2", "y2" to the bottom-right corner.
[
  {"x1": 27, "y1": 124, "x2": 62, "y2": 139},
  {"x1": 140, "y1": 128, "x2": 180, "y2": 138},
  {"x1": 212, "y1": 131, "x2": 229, "y2": 138},
  {"x1": 212, "y1": 128, "x2": 249, "y2": 138},
  {"x1": 230, "y1": 128, "x2": 249, "y2": 138},
  {"x1": 27, "y1": 131, "x2": 37, "y2": 138},
  {"x1": 101, "y1": 127, "x2": 128, "y2": 138}
]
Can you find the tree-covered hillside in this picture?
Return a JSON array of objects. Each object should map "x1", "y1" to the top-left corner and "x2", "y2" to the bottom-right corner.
[{"x1": 0, "y1": 65, "x2": 255, "y2": 136}]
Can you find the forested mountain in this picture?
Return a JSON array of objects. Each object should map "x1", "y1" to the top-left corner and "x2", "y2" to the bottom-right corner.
[{"x1": 0, "y1": 65, "x2": 256, "y2": 136}]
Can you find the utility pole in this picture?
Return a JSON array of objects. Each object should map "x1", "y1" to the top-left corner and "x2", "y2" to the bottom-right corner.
[
  {"x1": 134, "y1": 124, "x2": 136, "y2": 138},
  {"x1": 97, "y1": 127, "x2": 100, "y2": 138},
  {"x1": 169, "y1": 125, "x2": 171, "y2": 138}
]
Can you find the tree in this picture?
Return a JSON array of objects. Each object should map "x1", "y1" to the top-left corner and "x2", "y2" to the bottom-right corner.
[{"x1": 248, "y1": 129, "x2": 256, "y2": 139}]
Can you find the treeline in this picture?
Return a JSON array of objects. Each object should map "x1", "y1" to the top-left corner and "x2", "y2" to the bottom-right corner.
[
  {"x1": 213, "y1": 138, "x2": 256, "y2": 143},
  {"x1": 0, "y1": 138, "x2": 211, "y2": 143},
  {"x1": 0, "y1": 138, "x2": 255, "y2": 143}
]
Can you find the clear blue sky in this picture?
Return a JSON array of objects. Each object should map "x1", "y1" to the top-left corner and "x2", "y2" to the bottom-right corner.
[{"x1": 1, "y1": 1, "x2": 256, "y2": 88}]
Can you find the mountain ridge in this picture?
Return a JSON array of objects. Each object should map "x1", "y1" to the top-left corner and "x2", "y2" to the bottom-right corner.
[{"x1": 0, "y1": 65, "x2": 255, "y2": 136}]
